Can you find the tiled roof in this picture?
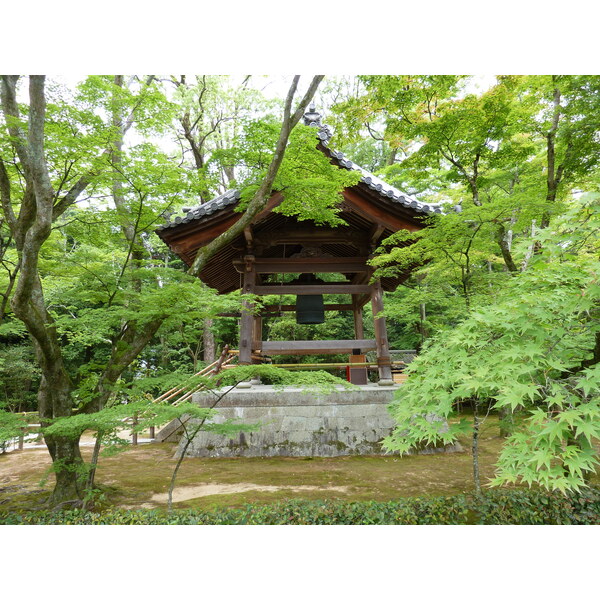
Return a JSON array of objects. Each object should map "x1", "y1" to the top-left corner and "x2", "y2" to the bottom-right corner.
[
  {"x1": 325, "y1": 147, "x2": 443, "y2": 215},
  {"x1": 157, "y1": 189, "x2": 240, "y2": 230},
  {"x1": 157, "y1": 109, "x2": 444, "y2": 231}
]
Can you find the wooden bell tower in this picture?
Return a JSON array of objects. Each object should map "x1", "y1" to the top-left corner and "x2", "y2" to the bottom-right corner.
[{"x1": 157, "y1": 106, "x2": 443, "y2": 384}]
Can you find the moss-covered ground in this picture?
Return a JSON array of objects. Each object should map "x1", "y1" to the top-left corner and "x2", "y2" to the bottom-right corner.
[{"x1": 1, "y1": 416, "x2": 598, "y2": 512}]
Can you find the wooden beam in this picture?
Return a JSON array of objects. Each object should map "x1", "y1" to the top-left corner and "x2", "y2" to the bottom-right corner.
[
  {"x1": 166, "y1": 212, "x2": 242, "y2": 256},
  {"x1": 238, "y1": 257, "x2": 368, "y2": 274},
  {"x1": 254, "y1": 284, "x2": 372, "y2": 296},
  {"x1": 343, "y1": 188, "x2": 422, "y2": 233},
  {"x1": 348, "y1": 353, "x2": 368, "y2": 385},
  {"x1": 263, "y1": 303, "x2": 353, "y2": 312},
  {"x1": 351, "y1": 273, "x2": 372, "y2": 308},
  {"x1": 218, "y1": 303, "x2": 354, "y2": 317},
  {"x1": 356, "y1": 294, "x2": 371, "y2": 309},
  {"x1": 243, "y1": 226, "x2": 253, "y2": 249},
  {"x1": 257, "y1": 339, "x2": 377, "y2": 355},
  {"x1": 159, "y1": 192, "x2": 284, "y2": 258},
  {"x1": 254, "y1": 226, "x2": 369, "y2": 248},
  {"x1": 369, "y1": 224, "x2": 386, "y2": 248}
]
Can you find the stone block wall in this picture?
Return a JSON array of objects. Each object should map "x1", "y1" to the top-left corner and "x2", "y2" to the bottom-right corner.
[{"x1": 179, "y1": 385, "x2": 460, "y2": 458}]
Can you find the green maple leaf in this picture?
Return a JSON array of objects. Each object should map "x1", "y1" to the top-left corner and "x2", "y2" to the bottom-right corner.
[{"x1": 574, "y1": 420, "x2": 599, "y2": 444}]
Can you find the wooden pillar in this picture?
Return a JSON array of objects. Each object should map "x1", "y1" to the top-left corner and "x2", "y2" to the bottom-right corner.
[
  {"x1": 239, "y1": 256, "x2": 256, "y2": 365},
  {"x1": 350, "y1": 294, "x2": 368, "y2": 383},
  {"x1": 251, "y1": 314, "x2": 263, "y2": 384},
  {"x1": 352, "y1": 295, "x2": 364, "y2": 340},
  {"x1": 370, "y1": 279, "x2": 393, "y2": 385},
  {"x1": 252, "y1": 315, "x2": 263, "y2": 360}
]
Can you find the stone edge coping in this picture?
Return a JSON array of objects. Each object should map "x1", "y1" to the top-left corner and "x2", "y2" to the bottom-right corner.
[{"x1": 192, "y1": 385, "x2": 399, "y2": 408}]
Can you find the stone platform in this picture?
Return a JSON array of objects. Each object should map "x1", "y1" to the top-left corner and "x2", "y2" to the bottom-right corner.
[{"x1": 177, "y1": 384, "x2": 460, "y2": 458}]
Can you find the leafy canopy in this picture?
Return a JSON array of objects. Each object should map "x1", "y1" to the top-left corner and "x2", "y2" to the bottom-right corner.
[{"x1": 383, "y1": 194, "x2": 600, "y2": 492}]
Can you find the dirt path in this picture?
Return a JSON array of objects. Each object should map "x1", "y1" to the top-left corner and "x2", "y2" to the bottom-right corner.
[{"x1": 151, "y1": 483, "x2": 350, "y2": 504}]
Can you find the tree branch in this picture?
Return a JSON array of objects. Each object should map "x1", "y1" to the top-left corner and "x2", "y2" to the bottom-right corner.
[
  {"x1": 52, "y1": 75, "x2": 156, "y2": 221},
  {"x1": 187, "y1": 75, "x2": 324, "y2": 277},
  {"x1": 0, "y1": 158, "x2": 16, "y2": 230},
  {"x1": 0, "y1": 76, "x2": 31, "y2": 178},
  {"x1": 494, "y1": 223, "x2": 518, "y2": 272},
  {"x1": 28, "y1": 76, "x2": 55, "y2": 214}
]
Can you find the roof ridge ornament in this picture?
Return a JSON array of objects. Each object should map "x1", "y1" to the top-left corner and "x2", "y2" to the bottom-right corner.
[
  {"x1": 303, "y1": 102, "x2": 320, "y2": 125},
  {"x1": 303, "y1": 102, "x2": 332, "y2": 143}
]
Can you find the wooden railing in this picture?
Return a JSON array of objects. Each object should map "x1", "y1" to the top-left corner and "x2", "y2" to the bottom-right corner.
[{"x1": 152, "y1": 345, "x2": 234, "y2": 407}]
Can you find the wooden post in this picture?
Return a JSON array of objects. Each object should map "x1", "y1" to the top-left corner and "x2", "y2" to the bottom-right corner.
[
  {"x1": 370, "y1": 279, "x2": 393, "y2": 385},
  {"x1": 253, "y1": 315, "x2": 263, "y2": 357},
  {"x1": 239, "y1": 256, "x2": 256, "y2": 365},
  {"x1": 351, "y1": 295, "x2": 368, "y2": 384},
  {"x1": 132, "y1": 413, "x2": 138, "y2": 446},
  {"x1": 251, "y1": 314, "x2": 263, "y2": 385},
  {"x1": 352, "y1": 295, "x2": 364, "y2": 340},
  {"x1": 18, "y1": 428, "x2": 24, "y2": 451},
  {"x1": 149, "y1": 426, "x2": 155, "y2": 439}
]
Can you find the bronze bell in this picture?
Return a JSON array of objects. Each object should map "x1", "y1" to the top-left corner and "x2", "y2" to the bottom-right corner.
[{"x1": 294, "y1": 273, "x2": 325, "y2": 325}]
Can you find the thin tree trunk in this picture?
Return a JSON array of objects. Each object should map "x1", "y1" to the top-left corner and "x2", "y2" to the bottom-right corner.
[
  {"x1": 472, "y1": 400, "x2": 481, "y2": 496},
  {"x1": 167, "y1": 419, "x2": 195, "y2": 512},
  {"x1": 542, "y1": 85, "x2": 561, "y2": 229},
  {"x1": 521, "y1": 220, "x2": 537, "y2": 271},
  {"x1": 82, "y1": 433, "x2": 103, "y2": 511},
  {"x1": 386, "y1": 147, "x2": 398, "y2": 166},
  {"x1": 203, "y1": 318, "x2": 216, "y2": 362},
  {"x1": 498, "y1": 407, "x2": 513, "y2": 437},
  {"x1": 167, "y1": 380, "x2": 242, "y2": 510},
  {"x1": 188, "y1": 76, "x2": 324, "y2": 277},
  {"x1": 495, "y1": 224, "x2": 518, "y2": 272},
  {"x1": 418, "y1": 302, "x2": 427, "y2": 348}
]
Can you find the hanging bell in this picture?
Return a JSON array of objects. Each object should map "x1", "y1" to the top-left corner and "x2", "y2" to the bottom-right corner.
[{"x1": 295, "y1": 273, "x2": 325, "y2": 325}]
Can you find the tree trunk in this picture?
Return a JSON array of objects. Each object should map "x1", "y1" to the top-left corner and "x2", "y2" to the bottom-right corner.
[
  {"x1": 45, "y1": 437, "x2": 84, "y2": 504},
  {"x1": 495, "y1": 224, "x2": 518, "y2": 272},
  {"x1": 541, "y1": 83, "x2": 569, "y2": 229},
  {"x1": 498, "y1": 406, "x2": 513, "y2": 437},
  {"x1": 386, "y1": 147, "x2": 398, "y2": 166},
  {"x1": 417, "y1": 302, "x2": 427, "y2": 348},
  {"x1": 86, "y1": 435, "x2": 103, "y2": 492},
  {"x1": 37, "y1": 373, "x2": 84, "y2": 503},
  {"x1": 203, "y1": 318, "x2": 216, "y2": 362}
]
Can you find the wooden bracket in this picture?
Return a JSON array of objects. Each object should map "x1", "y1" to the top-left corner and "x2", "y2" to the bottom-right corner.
[
  {"x1": 243, "y1": 254, "x2": 255, "y2": 273},
  {"x1": 243, "y1": 226, "x2": 253, "y2": 250}
]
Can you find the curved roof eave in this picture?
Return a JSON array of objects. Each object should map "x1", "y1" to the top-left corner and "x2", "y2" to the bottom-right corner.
[{"x1": 157, "y1": 124, "x2": 447, "y2": 232}]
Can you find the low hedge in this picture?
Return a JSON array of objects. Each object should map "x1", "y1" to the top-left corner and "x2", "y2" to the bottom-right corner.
[{"x1": 2, "y1": 487, "x2": 600, "y2": 525}]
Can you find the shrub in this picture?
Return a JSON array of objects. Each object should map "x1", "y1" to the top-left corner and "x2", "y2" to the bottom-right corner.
[{"x1": 1, "y1": 488, "x2": 599, "y2": 525}]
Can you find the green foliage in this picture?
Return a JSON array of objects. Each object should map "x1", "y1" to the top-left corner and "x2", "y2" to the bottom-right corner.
[
  {"x1": 4, "y1": 74, "x2": 600, "y2": 503},
  {"x1": 0, "y1": 409, "x2": 27, "y2": 453},
  {"x1": 171, "y1": 75, "x2": 275, "y2": 198},
  {"x1": 4, "y1": 487, "x2": 600, "y2": 524},
  {"x1": 237, "y1": 125, "x2": 360, "y2": 226},
  {"x1": 471, "y1": 486, "x2": 600, "y2": 525},
  {"x1": 216, "y1": 364, "x2": 355, "y2": 395},
  {"x1": 0, "y1": 343, "x2": 40, "y2": 411},
  {"x1": 383, "y1": 195, "x2": 600, "y2": 492}
]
